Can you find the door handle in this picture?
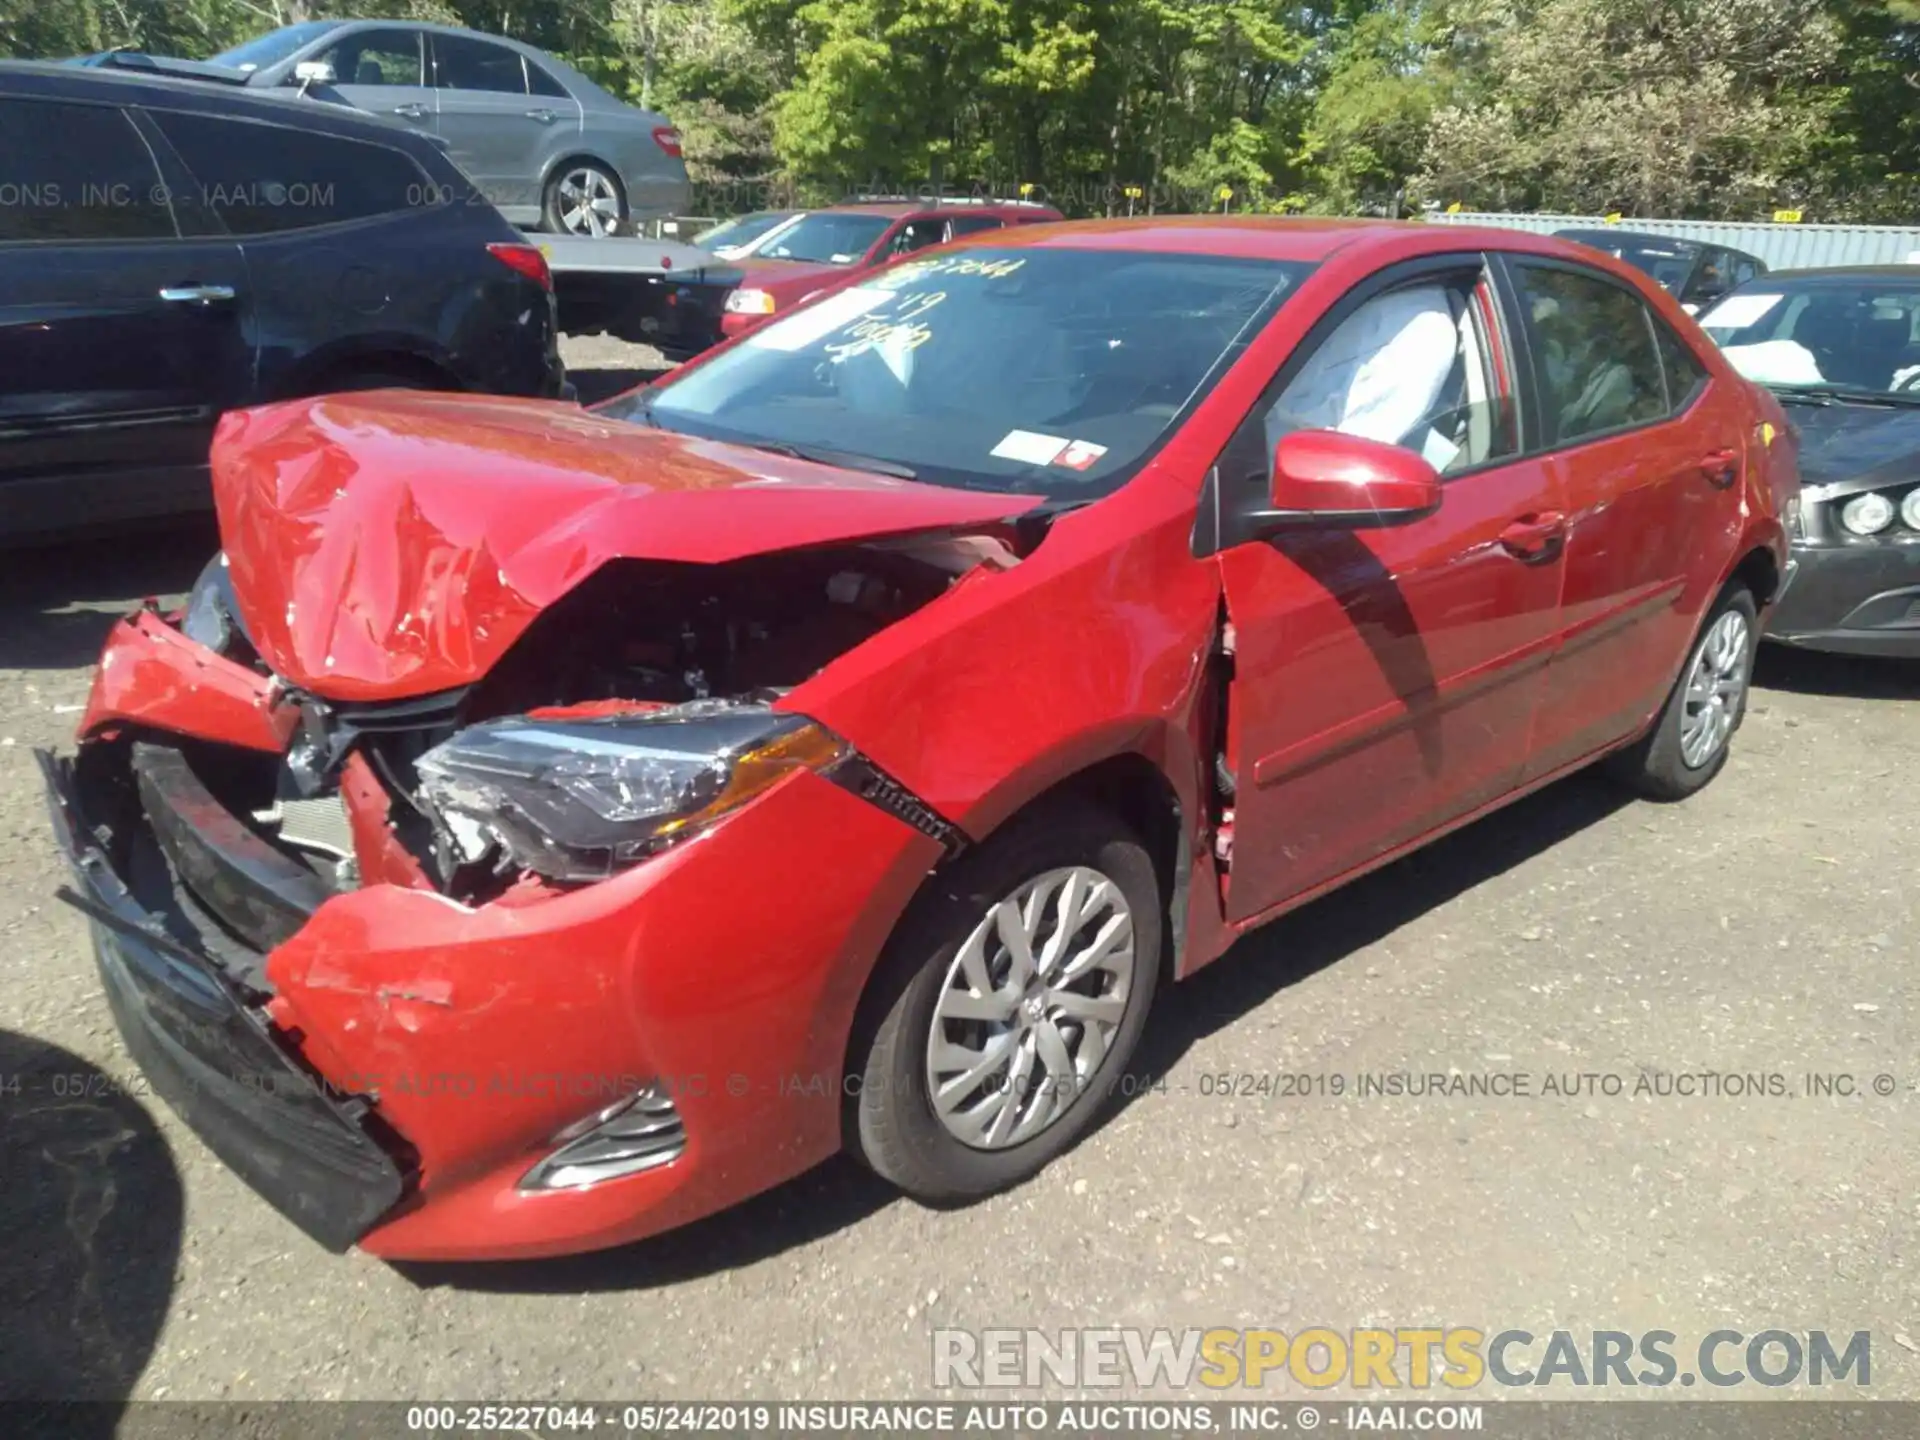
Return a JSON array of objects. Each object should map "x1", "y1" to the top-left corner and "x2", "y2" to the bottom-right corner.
[
  {"x1": 1699, "y1": 449, "x2": 1740, "y2": 488},
  {"x1": 1498, "y1": 511, "x2": 1567, "y2": 561},
  {"x1": 525, "y1": 108, "x2": 558, "y2": 123},
  {"x1": 158, "y1": 284, "x2": 236, "y2": 304},
  {"x1": 391, "y1": 102, "x2": 428, "y2": 120}
]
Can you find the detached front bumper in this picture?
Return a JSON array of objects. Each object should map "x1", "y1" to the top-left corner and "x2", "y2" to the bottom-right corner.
[
  {"x1": 48, "y1": 616, "x2": 944, "y2": 1260},
  {"x1": 1766, "y1": 541, "x2": 1920, "y2": 658},
  {"x1": 39, "y1": 750, "x2": 405, "y2": 1252}
]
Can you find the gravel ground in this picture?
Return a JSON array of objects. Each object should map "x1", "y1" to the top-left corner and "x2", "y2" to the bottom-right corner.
[{"x1": 1, "y1": 337, "x2": 1916, "y2": 1405}]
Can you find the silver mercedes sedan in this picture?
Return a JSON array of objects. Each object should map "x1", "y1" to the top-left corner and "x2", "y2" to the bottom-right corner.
[{"x1": 210, "y1": 19, "x2": 691, "y2": 236}]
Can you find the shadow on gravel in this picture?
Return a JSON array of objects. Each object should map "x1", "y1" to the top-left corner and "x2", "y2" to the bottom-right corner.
[
  {"x1": 0, "y1": 519, "x2": 217, "y2": 671},
  {"x1": 403, "y1": 772, "x2": 1633, "y2": 1296},
  {"x1": 1753, "y1": 643, "x2": 1920, "y2": 699},
  {"x1": 0, "y1": 1028, "x2": 182, "y2": 1416},
  {"x1": 1131, "y1": 769, "x2": 1635, "y2": 1091}
]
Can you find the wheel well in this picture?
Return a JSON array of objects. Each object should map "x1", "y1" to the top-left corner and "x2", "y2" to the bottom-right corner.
[
  {"x1": 835, "y1": 751, "x2": 1191, "y2": 1131},
  {"x1": 1732, "y1": 545, "x2": 1781, "y2": 608},
  {"x1": 978, "y1": 754, "x2": 1190, "y2": 978},
  {"x1": 302, "y1": 352, "x2": 462, "y2": 395}
]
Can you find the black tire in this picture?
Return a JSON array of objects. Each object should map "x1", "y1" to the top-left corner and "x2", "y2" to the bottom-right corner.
[
  {"x1": 849, "y1": 799, "x2": 1163, "y2": 1202},
  {"x1": 1606, "y1": 582, "x2": 1759, "y2": 801},
  {"x1": 541, "y1": 159, "x2": 628, "y2": 237}
]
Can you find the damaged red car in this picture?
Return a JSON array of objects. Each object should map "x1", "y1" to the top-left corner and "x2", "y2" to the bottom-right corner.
[{"x1": 43, "y1": 220, "x2": 1795, "y2": 1261}]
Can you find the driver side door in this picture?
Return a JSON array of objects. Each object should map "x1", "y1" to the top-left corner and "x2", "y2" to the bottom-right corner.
[{"x1": 1210, "y1": 255, "x2": 1567, "y2": 922}]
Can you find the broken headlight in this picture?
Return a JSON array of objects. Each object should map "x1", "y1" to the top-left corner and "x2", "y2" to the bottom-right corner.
[{"x1": 414, "y1": 701, "x2": 849, "y2": 882}]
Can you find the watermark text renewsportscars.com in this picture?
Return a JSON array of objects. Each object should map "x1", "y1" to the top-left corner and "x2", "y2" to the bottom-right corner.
[{"x1": 932, "y1": 1327, "x2": 1873, "y2": 1391}]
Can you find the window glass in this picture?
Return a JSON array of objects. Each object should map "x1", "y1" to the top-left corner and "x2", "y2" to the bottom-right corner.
[
  {"x1": 1557, "y1": 231, "x2": 1698, "y2": 295},
  {"x1": 946, "y1": 215, "x2": 1005, "y2": 238},
  {"x1": 434, "y1": 34, "x2": 529, "y2": 93},
  {"x1": 621, "y1": 248, "x2": 1305, "y2": 498},
  {"x1": 526, "y1": 59, "x2": 570, "y2": 98},
  {"x1": 1703, "y1": 281, "x2": 1920, "y2": 393},
  {"x1": 1654, "y1": 323, "x2": 1709, "y2": 411},
  {"x1": 1261, "y1": 278, "x2": 1513, "y2": 476},
  {"x1": 316, "y1": 28, "x2": 423, "y2": 87},
  {"x1": 1513, "y1": 265, "x2": 1668, "y2": 444},
  {"x1": 0, "y1": 99, "x2": 174, "y2": 242},
  {"x1": 889, "y1": 218, "x2": 948, "y2": 257},
  {"x1": 754, "y1": 211, "x2": 890, "y2": 265},
  {"x1": 150, "y1": 110, "x2": 428, "y2": 235},
  {"x1": 212, "y1": 21, "x2": 336, "y2": 72}
]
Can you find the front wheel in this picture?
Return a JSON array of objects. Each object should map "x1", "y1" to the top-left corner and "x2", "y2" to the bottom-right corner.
[
  {"x1": 1607, "y1": 582, "x2": 1758, "y2": 800},
  {"x1": 850, "y1": 800, "x2": 1162, "y2": 1202}
]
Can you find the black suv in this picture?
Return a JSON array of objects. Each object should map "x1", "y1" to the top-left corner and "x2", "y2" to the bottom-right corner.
[
  {"x1": 0, "y1": 62, "x2": 566, "y2": 540},
  {"x1": 1553, "y1": 228, "x2": 1768, "y2": 314}
]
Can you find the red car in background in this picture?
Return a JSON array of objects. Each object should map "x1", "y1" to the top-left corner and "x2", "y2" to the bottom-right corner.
[
  {"x1": 718, "y1": 199, "x2": 1064, "y2": 339},
  {"x1": 43, "y1": 219, "x2": 1794, "y2": 1261}
]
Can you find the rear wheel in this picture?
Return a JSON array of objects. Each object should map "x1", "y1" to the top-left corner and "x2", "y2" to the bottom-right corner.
[
  {"x1": 543, "y1": 161, "x2": 626, "y2": 238},
  {"x1": 1607, "y1": 583, "x2": 1758, "y2": 800},
  {"x1": 850, "y1": 800, "x2": 1161, "y2": 1201}
]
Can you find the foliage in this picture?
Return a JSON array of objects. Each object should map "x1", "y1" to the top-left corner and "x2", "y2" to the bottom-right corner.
[{"x1": 3, "y1": 0, "x2": 1920, "y2": 221}]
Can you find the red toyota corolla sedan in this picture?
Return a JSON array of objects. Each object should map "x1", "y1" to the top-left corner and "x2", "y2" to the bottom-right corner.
[{"x1": 42, "y1": 219, "x2": 1796, "y2": 1261}]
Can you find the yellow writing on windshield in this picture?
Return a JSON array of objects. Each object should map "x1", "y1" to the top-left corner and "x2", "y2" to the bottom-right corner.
[
  {"x1": 824, "y1": 289, "x2": 948, "y2": 361},
  {"x1": 879, "y1": 254, "x2": 1028, "y2": 290}
]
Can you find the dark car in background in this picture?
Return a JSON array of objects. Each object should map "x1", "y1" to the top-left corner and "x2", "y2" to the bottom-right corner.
[
  {"x1": 200, "y1": 20, "x2": 689, "y2": 236},
  {"x1": 1556, "y1": 228, "x2": 1768, "y2": 314},
  {"x1": 0, "y1": 61, "x2": 565, "y2": 541},
  {"x1": 719, "y1": 199, "x2": 1064, "y2": 338},
  {"x1": 1700, "y1": 267, "x2": 1920, "y2": 657}
]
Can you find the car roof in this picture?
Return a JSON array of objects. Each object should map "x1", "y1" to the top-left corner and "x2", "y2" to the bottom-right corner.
[
  {"x1": 0, "y1": 57, "x2": 434, "y2": 142},
  {"x1": 814, "y1": 200, "x2": 1060, "y2": 218},
  {"x1": 951, "y1": 216, "x2": 1628, "y2": 264},
  {"x1": 1558, "y1": 227, "x2": 1699, "y2": 248}
]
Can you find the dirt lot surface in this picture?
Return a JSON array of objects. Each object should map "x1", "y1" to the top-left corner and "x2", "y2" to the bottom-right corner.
[{"x1": 1, "y1": 337, "x2": 1915, "y2": 1405}]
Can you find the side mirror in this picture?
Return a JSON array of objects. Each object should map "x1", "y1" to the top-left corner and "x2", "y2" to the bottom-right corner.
[{"x1": 1261, "y1": 429, "x2": 1443, "y2": 531}]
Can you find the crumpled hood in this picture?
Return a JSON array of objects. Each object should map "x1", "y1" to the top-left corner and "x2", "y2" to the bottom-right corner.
[
  {"x1": 1786, "y1": 401, "x2": 1920, "y2": 490},
  {"x1": 210, "y1": 391, "x2": 1037, "y2": 701}
]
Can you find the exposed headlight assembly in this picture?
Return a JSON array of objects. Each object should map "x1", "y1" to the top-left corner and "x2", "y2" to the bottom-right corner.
[
  {"x1": 180, "y1": 552, "x2": 237, "y2": 654},
  {"x1": 414, "y1": 701, "x2": 849, "y2": 882},
  {"x1": 1902, "y1": 488, "x2": 1920, "y2": 533},
  {"x1": 1841, "y1": 491, "x2": 1895, "y2": 536}
]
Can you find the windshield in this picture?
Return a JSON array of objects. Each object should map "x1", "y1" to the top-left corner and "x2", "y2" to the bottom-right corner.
[
  {"x1": 1700, "y1": 282, "x2": 1920, "y2": 398},
  {"x1": 606, "y1": 247, "x2": 1306, "y2": 497},
  {"x1": 1559, "y1": 232, "x2": 1699, "y2": 294},
  {"x1": 751, "y1": 212, "x2": 892, "y2": 265},
  {"x1": 692, "y1": 212, "x2": 794, "y2": 252},
  {"x1": 211, "y1": 21, "x2": 335, "y2": 71}
]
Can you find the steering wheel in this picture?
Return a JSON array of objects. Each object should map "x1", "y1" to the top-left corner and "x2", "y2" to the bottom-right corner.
[{"x1": 1893, "y1": 368, "x2": 1920, "y2": 392}]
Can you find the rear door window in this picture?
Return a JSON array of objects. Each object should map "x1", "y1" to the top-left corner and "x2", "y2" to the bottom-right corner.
[
  {"x1": 148, "y1": 110, "x2": 430, "y2": 235},
  {"x1": 433, "y1": 34, "x2": 530, "y2": 93},
  {"x1": 526, "y1": 59, "x2": 570, "y2": 98},
  {"x1": 1511, "y1": 263, "x2": 1669, "y2": 445},
  {"x1": 0, "y1": 98, "x2": 175, "y2": 242}
]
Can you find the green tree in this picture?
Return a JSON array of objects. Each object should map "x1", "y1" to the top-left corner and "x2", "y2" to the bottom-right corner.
[{"x1": 1417, "y1": 0, "x2": 1842, "y2": 219}]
